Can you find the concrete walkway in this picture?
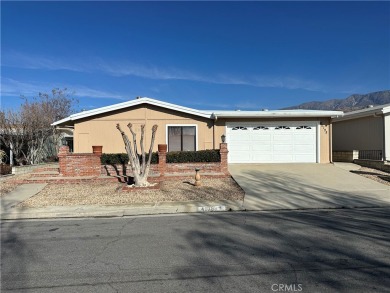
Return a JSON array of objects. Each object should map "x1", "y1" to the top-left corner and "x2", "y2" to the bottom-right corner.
[
  {"x1": 229, "y1": 163, "x2": 390, "y2": 211},
  {"x1": 1, "y1": 184, "x2": 47, "y2": 212}
]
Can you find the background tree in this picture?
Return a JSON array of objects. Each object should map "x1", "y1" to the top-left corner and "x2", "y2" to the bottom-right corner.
[
  {"x1": 0, "y1": 110, "x2": 28, "y2": 165},
  {"x1": 116, "y1": 123, "x2": 158, "y2": 187},
  {"x1": 0, "y1": 88, "x2": 76, "y2": 165}
]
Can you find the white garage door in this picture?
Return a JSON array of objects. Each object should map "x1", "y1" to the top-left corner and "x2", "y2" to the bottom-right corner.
[{"x1": 226, "y1": 122, "x2": 318, "y2": 163}]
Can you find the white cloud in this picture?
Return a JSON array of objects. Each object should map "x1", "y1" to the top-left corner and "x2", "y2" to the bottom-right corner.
[
  {"x1": 3, "y1": 52, "x2": 86, "y2": 72},
  {"x1": 1, "y1": 78, "x2": 127, "y2": 100},
  {"x1": 96, "y1": 60, "x2": 207, "y2": 82},
  {"x1": 2, "y1": 51, "x2": 325, "y2": 92},
  {"x1": 97, "y1": 61, "x2": 323, "y2": 91}
]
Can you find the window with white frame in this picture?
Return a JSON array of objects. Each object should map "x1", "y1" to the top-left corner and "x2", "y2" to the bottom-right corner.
[{"x1": 167, "y1": 126, "x2": 196, "y2": 151}]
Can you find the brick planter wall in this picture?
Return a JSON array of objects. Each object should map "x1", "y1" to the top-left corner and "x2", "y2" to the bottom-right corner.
[
  {"x1": 101, "y1": 143, "x2": 229, "y2": 177},
  {"x1": 58, "y1": 146, "x2": 102, "y2": 177},
  {"x1": 101, "y1": 162, "x2": 225, "y2": 177},
  {"x1": 63, "y1": 143, "x2": 229, "y2": 179}
]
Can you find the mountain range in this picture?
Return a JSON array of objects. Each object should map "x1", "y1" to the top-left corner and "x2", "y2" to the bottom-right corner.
[{"x1": 283, "y1": 90, "x2": 390, "y2": 112}]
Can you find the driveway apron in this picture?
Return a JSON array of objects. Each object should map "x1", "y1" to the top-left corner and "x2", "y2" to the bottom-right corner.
[{"x1": 229, "y1": 163, "x2": 390, "y2": 210}]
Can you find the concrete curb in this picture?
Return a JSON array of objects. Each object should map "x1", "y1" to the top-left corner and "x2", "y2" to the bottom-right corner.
[{"x1": 1, "y1": 200, "x2": 245, "y2": 220}]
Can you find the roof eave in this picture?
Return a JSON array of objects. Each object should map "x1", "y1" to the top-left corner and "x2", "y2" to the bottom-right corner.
[
  {"x1": 52, "y1": 97, "x2": 212, "y2": 125},
  {"x1": 214, "y1": 111, "x2": 343, "y2": 119},
  {"x1": 332, "y1": 109, "x2": 388, "y2": 122},
  {"x1": 382, "y1": 106, "x2": 390, "y2": 115}
]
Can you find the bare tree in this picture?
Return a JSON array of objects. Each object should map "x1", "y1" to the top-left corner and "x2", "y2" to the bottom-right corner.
[
  {"x1": 0, "y1": 110, "x2": 29, "y2": 165},
  {"x1": 0, "y1": 88, "x2": 76, "y2": 165},
  {"x1": 116, "y1": 123, "x2": 158, "y2": 187}
]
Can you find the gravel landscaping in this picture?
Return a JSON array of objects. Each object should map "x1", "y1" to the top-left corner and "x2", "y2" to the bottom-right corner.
[
  {"x1": 19, "y1": 177, "x2": 244, "y2": 207},
  {"x1": 351, "y1": 167, "x2": 390, "y2": 186}
]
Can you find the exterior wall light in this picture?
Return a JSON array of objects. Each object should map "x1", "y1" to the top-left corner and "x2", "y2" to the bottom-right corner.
[{"x1": 221, "y1": 134, "x2": 226, "y2": 143}]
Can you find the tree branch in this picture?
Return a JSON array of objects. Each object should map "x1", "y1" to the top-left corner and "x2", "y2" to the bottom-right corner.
[
  {"x1": 140, "y1": 124, "x2": 146, "y2": 175},
  {"x1": 116, "y1": 124, "x2": 139, "y2": 180},
  {"x1": 127, "y1": 123, "x2": 141, "y2": 171},
  {"x1": 143, "y1": 125, "x2": 158, "y2": 178}
]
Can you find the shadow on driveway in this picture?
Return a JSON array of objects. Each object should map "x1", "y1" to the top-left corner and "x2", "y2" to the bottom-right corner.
[{"x1": 229, "y1": 164, "x2": 390, "y2": 210}]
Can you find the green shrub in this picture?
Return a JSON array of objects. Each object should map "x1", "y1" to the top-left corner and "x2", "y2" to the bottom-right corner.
[
  {"x1": 101, "y1": 153, "x2": 158, "y2": 165},
  {"x1": 101, "y1": 149, "x2": 221, "y2": 164},
  {"x1": 166, "y1": 149, "x2": 220, "y2": 163}
]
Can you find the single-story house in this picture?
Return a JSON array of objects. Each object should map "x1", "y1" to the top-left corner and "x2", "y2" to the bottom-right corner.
[
  {"x1": 332, "y1": 103, "x2": 390, "y2": 162},
  {"x1": 52, "y1": 97, "x2": 343, "y2": 163}
]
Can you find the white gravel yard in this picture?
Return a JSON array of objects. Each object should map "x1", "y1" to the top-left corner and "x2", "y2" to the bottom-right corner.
[
  {"x1": 19, "y1": 177, "x2": 244, "y2": 207},
  {"x1": 352, "y1": 167, "x2": 390, "y2": 186}
]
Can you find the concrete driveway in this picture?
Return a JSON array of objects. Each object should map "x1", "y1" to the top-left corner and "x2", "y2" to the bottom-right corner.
[{"x1": 229, "y1": 163, "x2": 390, "y2": 210}]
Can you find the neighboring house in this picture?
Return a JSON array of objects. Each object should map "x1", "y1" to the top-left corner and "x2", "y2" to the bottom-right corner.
[
  {"x1": 332, "y1": 104, "x2": 390, "y2": 162},
  {"x1": 0, "y1": 125, "x2": 73, "y2": 165},
  {"x1": 52, "y1": 97, "x2": 343, "y2": 164}
]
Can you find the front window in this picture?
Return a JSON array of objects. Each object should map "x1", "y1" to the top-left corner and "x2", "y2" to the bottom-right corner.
[{"x1": 168, "y1": 126, "x2": 196, "y2": 151}]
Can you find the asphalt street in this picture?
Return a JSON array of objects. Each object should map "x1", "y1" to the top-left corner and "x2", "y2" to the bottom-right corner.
[{"x1": 1, "y1": 208, "x2": 390, "y2": 292}]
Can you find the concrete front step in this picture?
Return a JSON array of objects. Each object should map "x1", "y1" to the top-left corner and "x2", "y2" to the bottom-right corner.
[
  {"x1": 33, "y1": 167, "x2": 60, "y2": 173},
  {"x1": 27, "y1": 176, "x2": 101, "y2": 183},
  {"x1": 31, "y1": 171, "x2": 60, "y2": 177},
  {"x1": 25, "y1": 175, "x2": 130, "y2": 184}
]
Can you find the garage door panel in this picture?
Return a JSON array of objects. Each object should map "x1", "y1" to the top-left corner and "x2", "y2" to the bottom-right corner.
[
  {"x1": 295, "y1": 144, "x2": 316, "y2": 152},
  {"x1": 227, "y1": 122, "x2": 318, "y2": 163},
  {"x1": 294, "y1": 134, "x2": 315, "y2": 141},
  {"x1": 229, "y1": 143, "x2": 251, "y2": 151},
  {"x1": 251, "y1": 134, "x2": 272, "y2": 141},
  {"x1": 294, "y1": 154, "x2": 313, "y2": 163},
  {"x1": 229, "y1": 135, "x2": 248, "y2": 142},
  {"x1": 273, "y1": 144, "x2": 294, "y2": 151},
  {"x1": 252, "y1": 144, "x2": 272, "y2": 151},
  {"x1": 273, "y1": 154, "x2": 294, "y2": 162},
  {"x1": 273, "y1": 134, "x2": 293, "y2": 142}
]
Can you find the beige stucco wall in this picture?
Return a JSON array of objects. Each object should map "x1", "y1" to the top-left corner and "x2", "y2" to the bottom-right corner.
[
  {"x1": 73, "y1": 105, "x2": 332, "y2": 163},
  {"x1": 333, "y1": 116, "x2": 384, "y2": 152},
  {"x1": 74, "y1": 105, "x2": 214, "y2": 153}
]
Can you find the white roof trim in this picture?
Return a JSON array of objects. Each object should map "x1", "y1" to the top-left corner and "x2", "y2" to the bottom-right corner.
[
  {"x1": 52, "y1": 97, "x2": 212, "y2": 126},
  {"x1": 52, "y1": 97, "x2": 344, "y2": 126},
  {"x1": 213, "y1": 110, "x2": 343, "y2": 118},
  {"x1": 332, "y1": 103, "x2": 390, "y2": 122}
]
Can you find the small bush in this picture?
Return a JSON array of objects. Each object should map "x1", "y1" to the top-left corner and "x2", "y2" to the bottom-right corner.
[
  {"x1": 44, "y1": 156, "x2": 59, "y2": 163},
  {"x1": 166, "y1": 149, "x2": 220, "y2": 163},
  {"x1": 101, "y1": 149, "x2": 221, "y2": 165},
  {"x1": 101, "y1": 153, "x2": 158, "y2": 165},
  {"x1": 0, "y1": 163, "x2": 12, "y2": 175}
]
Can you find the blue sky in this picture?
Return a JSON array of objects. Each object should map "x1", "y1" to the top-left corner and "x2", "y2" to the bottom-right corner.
[{"x1": 1, "y1": 1, "x2": 389, "y2": 112}]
